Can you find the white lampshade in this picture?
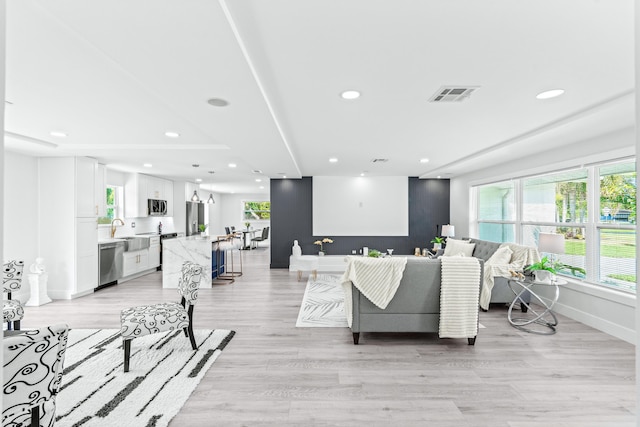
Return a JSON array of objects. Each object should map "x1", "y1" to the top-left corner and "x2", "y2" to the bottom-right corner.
[
  {"x1": 191, "y1": 190, "x2": 200, "y2": 202},
  {"x1": 441, "y1": 224, "x2": 455, "y2": 237},
  {"x1": 538, "y1": 233, "x2": 565, "y2": 254}
]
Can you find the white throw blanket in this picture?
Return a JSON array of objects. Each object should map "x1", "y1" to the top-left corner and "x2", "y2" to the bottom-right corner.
[
  {"x1": 340, "y1": 256, "x2": 408, "y2": 327},
  {"x1": 479, "y1": 243, "x2": 541, "y2": 310},
  {"x1": 439, "y1": 256, "x2": 481, "y2": 339}
]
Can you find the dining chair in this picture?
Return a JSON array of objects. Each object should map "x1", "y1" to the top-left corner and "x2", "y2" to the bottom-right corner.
[
  {"x1": 251, "y1": 226, "x2": 270, "y2": 249},
  {"x1": 120, "y1": 261, "x2": 203, "y2": 372},
  {"x1": 3, "y1": 323, "x2": 69, "y2": 427},
  {"x1": 3, "y1": 260, "x2": 25, "y2": 330}
]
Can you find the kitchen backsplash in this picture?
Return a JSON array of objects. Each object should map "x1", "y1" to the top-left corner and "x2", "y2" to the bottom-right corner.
[{"x1": 98, "y1": 216, "x2": 176, "y2": 240}]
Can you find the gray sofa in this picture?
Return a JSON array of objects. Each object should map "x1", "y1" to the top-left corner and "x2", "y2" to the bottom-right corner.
[
  {"x1": 465, "y1": 238, "x2": 531, "y2": 311},
  {"x1": 350, "y1": 257, "x2": 483, "y2": 345}
]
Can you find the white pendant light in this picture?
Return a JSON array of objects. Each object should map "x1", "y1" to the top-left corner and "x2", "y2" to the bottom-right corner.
[
  {"x1": 207, "y1": 171, "x2": 215, "y2": 204},
  {"x1": 191, "y1": 164, "x2": 201, "y2": 202}
]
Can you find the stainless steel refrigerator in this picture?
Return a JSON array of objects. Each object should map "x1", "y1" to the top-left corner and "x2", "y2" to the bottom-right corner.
[{"x1": 186, "y1": 201, "x2": 207, "y2": 236}]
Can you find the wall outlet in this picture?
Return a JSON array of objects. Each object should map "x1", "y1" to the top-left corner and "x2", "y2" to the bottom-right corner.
[{"x1": 131, "y1": 222, "x2": 136, "y2": 228}]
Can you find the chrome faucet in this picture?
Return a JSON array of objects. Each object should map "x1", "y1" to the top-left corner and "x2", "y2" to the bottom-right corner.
[{"x1": 111, "y1": 218, "x2": 125, "y2": 238}]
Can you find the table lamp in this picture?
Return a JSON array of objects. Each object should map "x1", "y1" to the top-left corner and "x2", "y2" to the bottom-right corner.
[
  {"x1": 441, "y1": 224, "x2": 455, "y2": 239},
  {"x1": 537, "y1": 232, "x2": 565, "y2": 283}
]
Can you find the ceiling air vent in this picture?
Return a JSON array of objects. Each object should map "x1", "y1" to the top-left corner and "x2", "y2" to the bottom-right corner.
[
  {"x1": 371, "y1": 158, "x2": 389, "y2": 163},
  {"x1": 429, "y1": 86, "x2": 479, "y2": 103}
]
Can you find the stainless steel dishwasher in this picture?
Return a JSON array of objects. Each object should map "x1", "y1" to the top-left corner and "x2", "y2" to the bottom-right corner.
[{"x1": 98, "y1": 241, "x2": 125, "y2": 290}]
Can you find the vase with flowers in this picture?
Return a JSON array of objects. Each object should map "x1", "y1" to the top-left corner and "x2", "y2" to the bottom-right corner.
[{"x1": 314, "y1": 237, "x2": 334, "y2": 256}]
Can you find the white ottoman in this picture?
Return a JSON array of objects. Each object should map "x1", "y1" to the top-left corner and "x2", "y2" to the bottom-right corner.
[{"x1": 290, "y1": 255, "x2": 319, "y2": 282}]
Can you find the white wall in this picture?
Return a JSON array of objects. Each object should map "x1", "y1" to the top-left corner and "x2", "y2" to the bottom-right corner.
[
  {"x1": 3, "y1": 152, "x2": 39, "y2": 302},
  {"x1": 450, "y1": 127, "x2": 636, "y2": 343}
]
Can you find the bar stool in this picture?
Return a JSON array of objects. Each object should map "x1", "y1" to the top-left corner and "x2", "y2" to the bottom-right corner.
[{"x1": 213, "y1": 235, "x2": 242, "y2": 283}]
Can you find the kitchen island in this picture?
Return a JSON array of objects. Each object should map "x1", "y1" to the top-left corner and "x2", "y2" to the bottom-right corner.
[{"x1": 162, "y1": 235, "x2": 214, "y2": 288}]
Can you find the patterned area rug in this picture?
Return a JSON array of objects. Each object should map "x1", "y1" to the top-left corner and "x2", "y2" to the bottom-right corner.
[
  {"x1": 296, "y1": 274, "x2": 348, "y2": 327},
  {"x1": 55, "y1": 328, "x2": 234, "y2": 427}
]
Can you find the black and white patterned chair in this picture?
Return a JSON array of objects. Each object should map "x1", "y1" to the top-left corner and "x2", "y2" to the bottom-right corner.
[
  {"x1": 3, "y1": 323, "x2": 69, "y2": 427},
  {"x1": 120, "y1": 261, "x2": 203, "y2": 372},
  {"x1": 3, "y1": 260, "x2": 25, "y2": 330}
]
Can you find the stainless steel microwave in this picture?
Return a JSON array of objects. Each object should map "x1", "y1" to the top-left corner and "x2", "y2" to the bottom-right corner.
[{"x1": 148, "y1": 199, "x2": 168, "y2": 216}]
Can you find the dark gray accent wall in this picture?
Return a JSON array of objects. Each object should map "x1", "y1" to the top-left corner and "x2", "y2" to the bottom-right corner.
[{"x1": 270, "y1": 177, "x2": 450, "y2": 268}]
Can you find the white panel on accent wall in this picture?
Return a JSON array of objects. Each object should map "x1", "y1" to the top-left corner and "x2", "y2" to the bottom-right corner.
[{"x1": 313, "y1": 176, "x2": 408, "y2": 236}]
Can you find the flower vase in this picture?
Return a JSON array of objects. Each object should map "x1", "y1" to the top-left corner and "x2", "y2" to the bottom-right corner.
[
  {"x1": 318, "y1": 251, "x2": 325, "y2": 256},
  {"x1": 433, "y1": 243, "x2": 442, "y2": 250}
]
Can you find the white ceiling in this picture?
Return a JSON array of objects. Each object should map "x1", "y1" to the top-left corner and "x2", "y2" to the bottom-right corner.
[{"x1": 4, "y1": 0, "x2": 635, "y2": 194}]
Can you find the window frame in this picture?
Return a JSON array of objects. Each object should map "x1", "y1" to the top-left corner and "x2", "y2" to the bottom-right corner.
[
  {"x1": 472, "y1": 158, "x2": 636, "y2": 294},
  {"x1": 241, "y1": 200, "x2": 271, "y2": 222}
]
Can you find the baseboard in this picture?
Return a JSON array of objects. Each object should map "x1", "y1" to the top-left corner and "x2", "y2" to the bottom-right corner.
[{"x1": 540, "y1": 297, "x2": 636, "y2": 344}]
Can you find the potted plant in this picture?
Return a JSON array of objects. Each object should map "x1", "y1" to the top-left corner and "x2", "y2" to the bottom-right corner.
[
  {"x1": 368, "y1": 249, "x2": 382, "y2": 258},
  {"x1": 313, "y1": 237, "x2": 334, "y2": 255},
  {"x1": 198, "y1": 224, "x2": 207, "y2": 237},
  {"x1": 525, "y1": 256, "x2": 557, "y2": 283},
  {"x1": 244, "y1": 222, "x2": 251, "y2": 230},
  {"x1": 430, "y1": 236, "x2": 445, "y2": 250}
]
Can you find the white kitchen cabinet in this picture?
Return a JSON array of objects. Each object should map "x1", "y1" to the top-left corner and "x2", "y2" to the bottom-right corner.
[
  {"x1": 164, "y1": 179, "x2": 174, "y2": 216},
  {"x1": 124, "y1": 173, "x2": 149, "y2": 218},
  {"x1": 123, "y1": 249, "x2": 150, "y2": 278},
  {"x1": 76, "y1": 157, "x2": 98, "y2": 217},
  {"x1": 147, "y1": 176, "x2": 164, "y2": 200},
  {"x1": 148, "y1": 237, "x2": 160, "y2": 269},
  {"x1": 76, "y1": 217, "x2": 98, "y2": 294},
  {"x1": 95, "y1": 163, "x2": 107, "y2": 217},
  {"x1": 125, "y1": 174, "x2": 174, "y2": 218},
  {"x1": 39, "y1": 157, "x2": 99, "y2": 299}
]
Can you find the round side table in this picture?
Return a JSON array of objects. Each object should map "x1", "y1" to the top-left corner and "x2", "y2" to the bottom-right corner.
[{"x1": 507, "y1": 277, "x2": 567, "y2": 335}]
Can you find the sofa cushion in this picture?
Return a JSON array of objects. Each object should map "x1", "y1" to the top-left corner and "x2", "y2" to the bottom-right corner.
[
  {"x1": 467, "y1": 238, "x2": 501, "y2": 261},
  {"x1": 486, "y1": 245, "x2": 513, "y2": 265},
  {"x1": 443, "y1": 239, "x2": 475, "y2": 257}
]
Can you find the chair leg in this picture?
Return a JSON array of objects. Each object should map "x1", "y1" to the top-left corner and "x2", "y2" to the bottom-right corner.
[
  {"x1": 30, "y1": 405, "x2": 39, "y2": 427},
  {"x1": 123, "y1": 339, "x2": 131, "y2": 372},
  {"x1": 187, "y1": 324, "x2": 197, "y2": 350},
  {"x1": 14, "y1": 320, "x2": 20, "y2": 331}
]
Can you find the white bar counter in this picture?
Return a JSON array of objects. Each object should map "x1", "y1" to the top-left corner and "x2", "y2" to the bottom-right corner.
[{"x1": 162, "y1": 235, "x2": 213, "y2": 288}]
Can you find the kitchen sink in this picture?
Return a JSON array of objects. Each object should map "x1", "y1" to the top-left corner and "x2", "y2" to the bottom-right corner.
[{"x1": 122, "y1": 237, "x2": 150, "y2": 252}]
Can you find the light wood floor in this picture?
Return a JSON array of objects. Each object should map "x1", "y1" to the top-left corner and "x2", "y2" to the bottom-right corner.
[{"x1": 25, "y1": 248, "x2": 636, "y2": 426}]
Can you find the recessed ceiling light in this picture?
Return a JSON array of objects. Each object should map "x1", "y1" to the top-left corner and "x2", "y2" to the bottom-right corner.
[
  {"x1": 255, "y1": 179, "x2": 262, "y2": 182},
  {"x1": 360, "y1": 173, "x2": 365, "y2": 177},
  {"x1": 259, "y1": 186, "x2": 265, "y2": 189},
  {"x1": 536, "y1": 89, "x2": 565, "y2": 100},
  {"x1": 420, "y1": 158, "x2": 429, "y2": 163},
  {"x1": 143, "y1": 163, "x2": 153, "y2": 168},
  {"x1": 329, "y1": 157, "x2": 338, "y2": 163},
  {"x1": 165, "y1": 131, "x2": 180, "y2": 138},
  {"x1": 195, "y1": 178, "x2": 202, "y2": 182},
  {"x1": 283, "y1": 176, "x2": 287, "y2": 179},
  {"x1": 50, "y1": 131, "x2": 67, "y2": 138},
  {"x1": 228, "y1": 163, "x2": 237, "y2": 168},
  {"x1": 207, "y1": 98, "x2": 229, "y2": 107},
  {"x1": 437, "y1": 176, "x2": 441, "y2": 179},
  {"x1": 340, "y1": 90, "x2": 361, "y2": 100}
]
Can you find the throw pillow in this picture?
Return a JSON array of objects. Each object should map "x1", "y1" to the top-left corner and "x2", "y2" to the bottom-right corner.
[
  {"x1": 486, "y1": 245, "x2": 513, "y2": 266},
  {"x1": 443, "y1": 238, "x2": 476, "y2": 257}
]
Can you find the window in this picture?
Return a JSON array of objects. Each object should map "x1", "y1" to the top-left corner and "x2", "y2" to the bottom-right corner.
[
  {"x1": 242, "y1": 201, "x2": 270, "y2": 221},
  {"x1": 102, "y1": 185, "x2": 123, "y2": 223},
  {"x1": 474, "y1": 159, "x2": 636, "y2": 293},
  {"x1": 598, "y1": 161, "x2": 636, "y2": 290},
  {"x1": 477, "y1": 181, "x2": 515, "y2": 242}
]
